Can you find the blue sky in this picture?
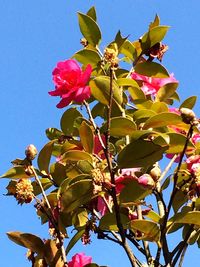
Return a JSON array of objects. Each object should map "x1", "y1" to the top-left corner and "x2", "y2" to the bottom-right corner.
[{"x1": 1, "y1": 0, "x2": 200, "y2": 266}]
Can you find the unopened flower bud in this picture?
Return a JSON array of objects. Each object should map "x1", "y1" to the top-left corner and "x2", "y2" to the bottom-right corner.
[
  {"x1": 150, "y1": 164, "x2": 161, "y2": 181},
  {"x1": 25, "y1": 144, "x2": 37, "y2": 160},
  {"x1": 180, "y1": 108, "x2": 196, "y2": 124},
  {"x1": 138, "y1": 174, "x2": 155, "y2": 189}
]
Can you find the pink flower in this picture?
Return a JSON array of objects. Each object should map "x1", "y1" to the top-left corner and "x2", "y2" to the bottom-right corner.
[
  {"x1": 68, "y1": 253, "x2": 92, "y2": 267},
  {"x1": 131, "y1": 72, "x2": 178, "y2": 95},
  {"x1": 49, "y1": 59, "x2": 92, "y2": 108},
  {"x1": 137, "y1": 174, "x2": 155, "y2": 188},
  {"x1": 186, "y1": 155, "x2": 200, "y2": 174},
  {"x1": 94, "y1": 135, "x2": 106, "y2": 160},
  {"x1": 192, "y1": 133, "x2": 200, "y2": 144}
]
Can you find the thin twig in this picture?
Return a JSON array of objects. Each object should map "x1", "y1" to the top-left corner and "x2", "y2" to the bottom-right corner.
[{"x1": 31, "y1": 166, "x2": 68, "y2": 266}]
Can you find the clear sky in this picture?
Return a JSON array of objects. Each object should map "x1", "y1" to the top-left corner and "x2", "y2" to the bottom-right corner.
[{"x1": 1, "y1": 1, "x2": 200, "y2": 266}]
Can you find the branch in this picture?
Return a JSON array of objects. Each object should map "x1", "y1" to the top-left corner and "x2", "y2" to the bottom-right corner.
[{"x1": 31, "y1": 166, "x2": 68, "y2": 266}]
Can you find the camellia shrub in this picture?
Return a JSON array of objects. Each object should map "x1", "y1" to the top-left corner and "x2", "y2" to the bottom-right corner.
[{"x1": 2, "y1": 6, "x2": 200, "y2": 267}]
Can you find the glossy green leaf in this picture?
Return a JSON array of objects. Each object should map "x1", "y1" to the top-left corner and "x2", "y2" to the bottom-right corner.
[
  {"x1": 117, "y1": 77, "x2": 140, "y2": 89},
  {"x1": 169, "y1": 211, "x2": 200, "y2": 227},
  {"x1": 72, "y1": 208, "x2": 88, "y2": 227},
  {"x1": 143, "y1": 112, "x2": 182, "y2": 130},
  {"x1": 32, "y1": 178, "x2": 52, "y2": 196},
  {"x1": 141, "y1": 26, "x2": 169, "y2": 52},
  {"x1": 78, "y1": 13, "x2": 101, "y2": 46},
  {"x1": 1, "y1": 166, "x2": 33, "y2": 179},
  {"x1": 119, "y1": 40, "x2": 137, "y2": 61},
  {"x1": 7, "y1": 232, "x2": 44, "y2": 256},
  {"x1": 60, "y1": 108, "x2": 82, "y2": 136},
  {"x1": 149, "y1": 14, "x2": 160, "y2": 30},
  {"x1": 155, "y1": 83, "x2": 178, "y2": 102},
  {"x1": 120, "y1": 180, "x2": 151, "y2": 205},
  {"x1": 65, "y1": 228, "x2": 85, "y2": 255},
  {"x1": 117, "y1": 139, "x2": 167, "y2": 168},
  {"x1": 99, "y1": 212, "x2": 129, "y2": 231},
  {"x1": 37, "y1": 141, "x2": 54, "y2": 173},
  {"x1": 151, "y1": 102, "x2": 168, "y2": 113},
  {"x1": 114, "y1": 30, "x2": 128, "y2": 50},
  {"x1": 129, "y1": 220, "x2": 160, "y2": 242},
  {"x1": 50, "y1": 162, "x2": 67, "y2": 186},
  {"x1": 77, "y1": 160, "x2": 94, "y2": 174},
  {"x1": 106, "y1": 117, "x2": 137, "y2": 137},
  {"x1": 166, "y1": 133, "x2": 195, "y2": 154},
  {"x1": 146, "y1": 210, "x2": 161, "y2": 223},
  {"x1": 45, "y1": 128, "x2": 63, "y2": 140},
  {"x1": 73, "y1": 49, "x2": 101, "y2": 67},
  {"x1": 60, "y1": 150, "x2": 93, "y2": 164},
  {"x1": 86, "y1": 6, "x2": 97, "y2": 21},
  {"x1": 134, "y1": 62, "x2": 169, "y2": 78},
  {"x1": 180, "y1": 96, "x2": 197, "y2": 109},
  {"x1": 90, "y1": 76, "x2": 123, "y2": 109},
  {"x1": 79, "y1": 121, "x2": 94, "y2": 153},
  {"x1": 61, "y1": 180, "x2": 93, "y2": 213},
  {"x1": 91, "y1": 102, "x2": 106, "y2": 119},
  {"x1": 132, "y1": 109, "x2": 156, "y2": 123},
  {"x1": 172, "y1": 189, "x2": 188, "y2": 213},
  {"x1": 128, "y1": 87, "x2": 146, "y2": 101}
]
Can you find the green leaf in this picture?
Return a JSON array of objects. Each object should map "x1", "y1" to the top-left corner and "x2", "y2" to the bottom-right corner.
[
  {"x1": 114, "y1": 30, "x2": 128, "y2": 50},
  {"x1": 91, "y1": 102, "x2": 106, "y2": 119},
  {"x1": 172, "y1": 189, "x2": 188, "y2": 213},
  {"x1": 7, "y1": 232, "x2": 44, "y2": 256},
  {"x1": 60, "y1": 150, "x2": 93, "y2": 164},
  {"x1": 146, "y1": 210, "x2": 161, "y2": 223},
  {"x1": 32, "y1": 178, "x2": 52, "y2": 196},
  {"x1": 180, "y1": 96, "x2": 197, "y2": 109},
  {"x1": 65, "y1": 228, "x2": 85, "y2": 255},
  {"x1": 141, "y1": 26, "x2": 170, "y2": 52},
  {"x1": 166, "y1": 133, "x2": 195, "y2": 154},
  {"x1": 117, "y1": 77, "x2": 140, "y2": 89},
  {"x1": 60, "y1": 108, "x2": 82, "y2": 136},
  {"x1": 37, "y1": 141, "x2": 55, "y2": 173},
  {"x1": 120, "y1": 180, "x2": 151, "y2": 205},
  {"x1": 119, "y1": 40, "x2": 137, "y2": 61},
  {"x1": 60, "y1": 180, "x2": 93, "y2": 213},
  {"x1": 102, "y1": 117, "x2": 136, "y2": 137},
  {"x1": 143, "y1": 112, "x2": 182, "y2": 130},
  {"x1": 79, "y1": 121, "x2": 94, "y2": 153},
  {"x1": 128, "y1": 87, "x2": 146, "y2": 101},
  {"x1": 78, "y1": 12, "x2": 101, "y2": 46},
  {"x1": 169, "y1": 211, "x2": 200, "y2": 227},
  {"x1": 151, "y1": 102, "x2": 168, "y2": 113},
  {"x1": 1, "y1": 166, "x2": 33, "y2": 179},
  {"x1": 149, "y1": 14, "x2": 160, "y2": 30},
  {"x1": 50, "y1": 162, "x2": 67, "y2": 186},
  {"x1": 134, "y1": 62, "x2": 169, "y2": 78},
  {"x1": 73, "y1": 49, "x2": 101, "y2": 67},
  {"x1": 45, "y1": 128, "x2": 63, "y2": 140},
  {"x1": 129, "y1": 220, "x2": 160, "y2": 242},
  {"x1": 117, "y1": 139, "x2": 167, "y2": 168},
  {"x1": 90, "y1": 76, "x2": 123, "y2": 109},
  {"x1": 86, "y1": 6, "x2": 97, "y2": 21},
  {"x1": 132, "y1": 109, "x2": 156, "y2": 123},
  {"x1": 155, "y1": 83, "x2": 178, "y2": 102},
  {"x1": 99, "y1": 212, "x2": 129, "y2": 231}
]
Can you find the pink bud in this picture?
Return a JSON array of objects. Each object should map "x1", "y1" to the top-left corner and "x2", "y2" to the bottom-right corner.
[{"x1": 138, "y1": 174, "x2": 155, "y2": 188}]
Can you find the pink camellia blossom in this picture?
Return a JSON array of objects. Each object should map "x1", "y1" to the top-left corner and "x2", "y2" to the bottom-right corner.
[
  {"x1": 49, "y1": 59, "x2": 92, "y2": 108},
  {"x1": 138, "y1": 174, "x2": 155, "y2": 188},
  {"x1": 131, "y1": 72, "x2": 178, "y2": 96},
  {"x1": 186, "y1": 155, "x2": 200, "y2": 174},
  {"x1": 68, "y1": 253, "x2": 92, "y2": 267}
]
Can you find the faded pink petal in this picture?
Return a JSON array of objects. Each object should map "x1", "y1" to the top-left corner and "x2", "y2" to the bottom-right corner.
[
  {"x1": 131, "y1": 72, "x2": 178, "y2": 96},
  {"x1": 186, "y1": 155, "x2": 200, "y2": 173},
  {"x1": 68, "y1": 253, "x2": 92, "y2": 267},
  {"x1": 138, "y1": 174, "x2": 155, "y2": 188},
  {"x1": 49, "y1": 59, "x2": 92, "y2": 108},
  {"x1": 192, "y1": 133, "x2": 200, "y2": 144}
]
